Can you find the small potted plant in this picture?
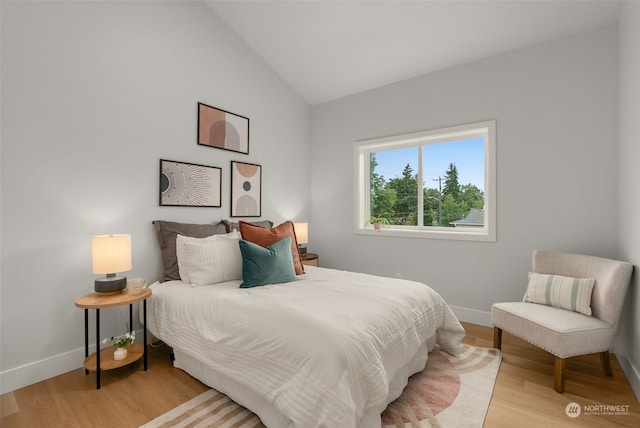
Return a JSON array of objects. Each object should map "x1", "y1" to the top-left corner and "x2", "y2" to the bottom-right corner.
[
  {"x1": 103, "y1": 327, "x2": 135, "y2": 360},
  {"x1": 368, "y1": 216, "x2": 390, "y2": 231}
]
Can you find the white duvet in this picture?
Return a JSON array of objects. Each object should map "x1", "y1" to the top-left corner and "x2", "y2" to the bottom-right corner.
[{"x1": 145, "y1": 266, "x2": 465, "y2": 428}]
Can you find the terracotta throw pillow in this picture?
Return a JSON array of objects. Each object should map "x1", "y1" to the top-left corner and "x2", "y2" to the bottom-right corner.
[{"x1": 239, "y1": 220, "x2": 305, "y2": 275}]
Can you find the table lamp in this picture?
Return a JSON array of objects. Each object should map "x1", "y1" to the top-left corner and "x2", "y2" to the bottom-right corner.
[
  {"x1": 293, "y1": 222, "x2": 308, "y2": 255},
  {"x1": 92, "y1": 234, "x2": 132, "y2": 294}
]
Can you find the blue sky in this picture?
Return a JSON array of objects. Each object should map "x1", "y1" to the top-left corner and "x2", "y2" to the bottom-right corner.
[{"x1": 374, "y1": 137, "x2": 485, "y2": 191}]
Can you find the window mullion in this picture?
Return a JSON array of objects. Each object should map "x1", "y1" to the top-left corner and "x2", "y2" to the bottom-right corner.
[
  {"x1": 364, "y1": 151, "x2": 371, "y2": 225},
  {"x1": 417, "y1": 145, "x2": 424, "y2": 227}
]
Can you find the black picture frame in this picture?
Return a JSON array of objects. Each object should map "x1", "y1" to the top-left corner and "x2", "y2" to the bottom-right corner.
[
  {"x1": 197, "y1": 102, "x2": 250, "y2": 155},
  {"x1": 230, "y1": 161, "x2": 262, "y2": 217},
  {"x1": 159, "y1": 159, "x2": 222, "y2": 207}
]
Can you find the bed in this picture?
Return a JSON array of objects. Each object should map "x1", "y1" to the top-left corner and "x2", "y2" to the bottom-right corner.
[{"x1": 145, "y1": 220, "x2": 465, "y2": 427}]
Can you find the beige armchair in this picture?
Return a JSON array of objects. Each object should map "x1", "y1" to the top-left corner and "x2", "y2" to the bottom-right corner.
[{"x1": 492, "y1": 250, "x2": 633, "y2": 393}]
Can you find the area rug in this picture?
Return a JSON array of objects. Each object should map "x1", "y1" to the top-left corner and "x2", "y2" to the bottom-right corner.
[{"x1": 141, "y1": 344, "x2": 501, "y2": 428}]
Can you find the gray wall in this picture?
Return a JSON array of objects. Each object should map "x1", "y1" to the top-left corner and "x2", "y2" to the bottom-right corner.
[
  {"x1": 0, "y1": 0, "x2": 310, "y2": 393},
  {"x1": 310, "y1": 26, "x2": 619, "y2": 336},
  {"x1": 312, "y1": 21, "x2": 640, "y2": 397},
  {"x1": 618, "y1": 0, "x2": 640, "y2": 400}
]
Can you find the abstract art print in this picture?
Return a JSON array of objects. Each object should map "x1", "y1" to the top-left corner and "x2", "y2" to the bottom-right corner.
[
  {"x1": 230, "y1": 161, "x2": 261, "y2": 217},
  {"x1": 198, "y1": 102, "x2": 249, "y2": 155},
  {"x1": 160, "y1": 159, "x2": 222, "y2": 207}
]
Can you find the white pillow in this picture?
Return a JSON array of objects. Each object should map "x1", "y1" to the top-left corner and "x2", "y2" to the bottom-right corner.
[
  {"x1": 176, "y1": 231, "x2": 242, "y2": 286},
  {"x1": 523, "y1": 272, "x2": 595, "y2": 316}
]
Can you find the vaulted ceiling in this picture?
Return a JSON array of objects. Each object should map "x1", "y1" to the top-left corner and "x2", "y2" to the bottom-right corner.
[{"x1": 206, "y1": 0, "x2": 621, "y2": 105}]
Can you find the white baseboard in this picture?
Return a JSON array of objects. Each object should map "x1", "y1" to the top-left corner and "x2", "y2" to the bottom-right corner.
[
  {"x1": 616, "y1": 350, "x2": 640, "y2": 402},
  {"x1": 449, "y1": 305, "x2": 492, "y2": 327},
  {"x1": 0, "y1": 345, "x2": 91, "y2": 395},
  {"x1": 0, "y1": 328, "x2": 146, "y2": 395}
]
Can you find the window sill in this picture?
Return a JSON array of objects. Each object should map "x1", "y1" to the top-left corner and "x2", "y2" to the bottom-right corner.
[{"x1": 354, "y1": 226, "x2": 496, "y2": 242}]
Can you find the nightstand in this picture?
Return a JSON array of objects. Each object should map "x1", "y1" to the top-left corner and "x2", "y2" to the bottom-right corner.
[
  {"x1": 301, "y1": 253, "x2": 319, "y2": 267},
  {"x1": 74, "y1": 288, "x2": 151, "y2": 389}
]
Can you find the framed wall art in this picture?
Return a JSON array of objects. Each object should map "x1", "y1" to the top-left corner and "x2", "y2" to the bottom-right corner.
[
  {"x1": 197, "y1": 102, "x2": 249, "y2": 155},
  {"x1": 160, "y1": 159, "x2": 222, "y2": 207},
  {"x1": 230, "y1": 161, "x2": 262, "y2": 217}
]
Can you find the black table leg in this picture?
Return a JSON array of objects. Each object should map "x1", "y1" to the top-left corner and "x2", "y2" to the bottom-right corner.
[
  {"x1": 84, "y1": 309, "x2": 89, "y2": 375},
  {"x1": 129, "y1": 303, "x2": 133, "y2": 333},
  {"x1": 143, "y1": 298, "x2": 148, "y2": 370},
  {"x1": 96, "y1": 308, "x2": 100, "y2": 389}
]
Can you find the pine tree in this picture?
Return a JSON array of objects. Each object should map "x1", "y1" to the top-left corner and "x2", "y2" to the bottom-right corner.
[
  {"x1": 388, "y1": 164, "x2": 418, "y2": 225},
  {"x1": 442, "y1": 162, "x2": 460, "y2": 199}
]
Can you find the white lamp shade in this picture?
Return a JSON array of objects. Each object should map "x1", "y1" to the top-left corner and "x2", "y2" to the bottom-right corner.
[
  {"x1": 293, "y1": 223, "x2": 308, "y2": 245},
  {"x1": 92, "y1": 234, "x2": 132, "y2": 274}
]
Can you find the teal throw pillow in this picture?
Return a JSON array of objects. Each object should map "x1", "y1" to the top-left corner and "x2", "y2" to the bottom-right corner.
[{"x1": 239, "y1": 236, "x2": 297, "y2": 288}]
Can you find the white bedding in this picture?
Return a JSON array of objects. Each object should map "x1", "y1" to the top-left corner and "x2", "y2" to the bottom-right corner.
[{"x1": 145, "y1": 265, "x2": 465, "y2": 428}]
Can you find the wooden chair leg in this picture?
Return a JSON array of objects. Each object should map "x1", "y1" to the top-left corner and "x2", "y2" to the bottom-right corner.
[
  {"x1": 600, "y1": 351, "x2": 613, "y2": 376},
  {"x1": 554, "y1": 356, "x2": 566, "y2": 393},
  {"x1": 493, "y1": 327, "x2": 502, "y2": 350}
]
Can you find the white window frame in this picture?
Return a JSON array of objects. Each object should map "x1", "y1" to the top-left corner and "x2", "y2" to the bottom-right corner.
[{"x1": 354, "y1": 120, "x2": 496, "y2": 242}]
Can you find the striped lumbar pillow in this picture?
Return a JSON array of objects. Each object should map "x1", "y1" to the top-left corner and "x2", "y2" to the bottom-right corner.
[{"x1": 523, "y1": 272, "x2": 595, "y2": 316}]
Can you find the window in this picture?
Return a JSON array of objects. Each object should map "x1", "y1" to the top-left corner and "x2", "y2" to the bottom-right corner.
[{"x1": 354, "y1": 120, "x2": 496, "y2": 241}]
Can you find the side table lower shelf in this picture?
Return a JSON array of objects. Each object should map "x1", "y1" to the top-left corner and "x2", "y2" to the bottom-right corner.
[{"x1": 83, "y1": 343, "x2": 144, "y2": 371}]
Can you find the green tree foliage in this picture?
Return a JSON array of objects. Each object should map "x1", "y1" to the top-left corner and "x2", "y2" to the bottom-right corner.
[
  {"x1": 387, "y1": 164, "x2": 418, "y2": 225},
  {"x1": 441, "y1": 194, "x2": 466, "y2": 226},
  {"x1": 442, "y1": 162, "x2": 460, "y2": 199},
  {"x1": 423, "y1": 187, "x2": 441, "y2": 226},
  {"x1": 370, "y1": 156, "x2": 484, "y2": 227},
  {"x1": 460, "y1": 183, "x2": 484, "y2": 209},
  {"x1": 370, "y1": 154, "x2": 397, "y2": 218}
]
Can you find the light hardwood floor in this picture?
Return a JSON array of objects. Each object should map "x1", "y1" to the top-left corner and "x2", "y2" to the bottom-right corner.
[
  {"x1": 465, "y1": 323, "x2": 640, "y2": 428},
  {"x1": 1, "y1": 322, "x2": 639, "y2": 427}
]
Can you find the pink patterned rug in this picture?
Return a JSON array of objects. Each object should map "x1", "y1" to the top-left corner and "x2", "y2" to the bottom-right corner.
[
  {"x1": 382, "y1": 344, "x2": 501, "y2": 427},
  {"x1": 141, "y1": 344, "x2": 501, "y2": 428}
]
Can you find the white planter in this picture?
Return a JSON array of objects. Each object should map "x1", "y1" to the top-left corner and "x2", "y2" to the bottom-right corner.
[{"x1": 114, "y1": 347, "x2": 127, "y2": 360}]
